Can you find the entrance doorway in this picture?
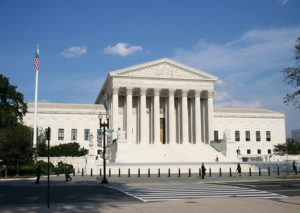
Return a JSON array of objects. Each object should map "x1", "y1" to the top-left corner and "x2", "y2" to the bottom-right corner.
[{"x1": 160, "y1": 118, "x2": 166, "y2": 144}]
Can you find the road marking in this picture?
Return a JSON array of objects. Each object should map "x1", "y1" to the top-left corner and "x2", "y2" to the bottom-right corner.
[{"x1": 108, "y1": 183, "x2": 287, "y2": 202}]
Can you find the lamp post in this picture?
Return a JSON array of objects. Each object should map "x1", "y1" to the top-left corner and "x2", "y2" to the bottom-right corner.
[{"x1": 98, "y1": 112, "x2": 109, "y2": 184}]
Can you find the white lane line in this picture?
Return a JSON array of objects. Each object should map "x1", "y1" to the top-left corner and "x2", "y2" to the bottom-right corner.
[{"x1": 105, "y1": 185, "x2": 146, "y2": 202}]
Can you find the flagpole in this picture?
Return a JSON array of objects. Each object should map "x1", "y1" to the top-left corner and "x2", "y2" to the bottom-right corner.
[{"x1": 33, "y1": 44, "x2": 39, "y2": 149}]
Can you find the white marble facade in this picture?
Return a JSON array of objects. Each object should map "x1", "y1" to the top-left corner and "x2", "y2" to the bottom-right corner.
[{"x1": 24, "y1": 58, "x2": 286, "y2": 162}]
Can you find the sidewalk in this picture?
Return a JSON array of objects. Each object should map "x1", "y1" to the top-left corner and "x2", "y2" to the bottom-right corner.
[{"x1": 0, "y1": 197, "x2": 299, "y2": 213}]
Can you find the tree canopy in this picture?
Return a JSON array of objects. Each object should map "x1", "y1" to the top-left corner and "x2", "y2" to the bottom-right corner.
[
  {"x1": 0, "y1": 123, "x2": 33, "y2": 175},
  {"x1": 282, "y1": 37, "x2": 300, "y2": 109},
  {"x1": 37, "y1": 141, "x2": 88, "y2": 157},
  {"x1": 273, "y1": 138, "x2": 300, "y2": 155},
  {"x1": 0, "y1": 74, "x2": 27, "y2": 128}
]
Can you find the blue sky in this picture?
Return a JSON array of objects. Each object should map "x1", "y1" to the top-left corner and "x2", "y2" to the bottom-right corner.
[{"x1": 1, "y1": 0, "x2": 300, "y2": 136}]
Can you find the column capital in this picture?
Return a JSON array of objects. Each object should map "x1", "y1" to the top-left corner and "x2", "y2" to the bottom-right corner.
[
  {"x1": 194, "y1": 90, "x2": 201, "y2": 98},
  {"x1": 140, "y1": 88, "x2": 147, "y2": 96},
  {"x1": 112, "y1": 87, "x2": 119, "y2": 95},
  {"x1": 168, "y1": 89, "x2": 175, "y2": 97},
  {"x1": 126, "y1": 87, "x2": 133, "y2": 95},
  {"x1": 181, "y1": 89, "x2": 188, "y2": 97},
  {"x1": 153, "y1": 88, "x2": 160, "y2": 96},
  {"x1": 206, "y1": 90, "x2": 214, "y2": 98}
]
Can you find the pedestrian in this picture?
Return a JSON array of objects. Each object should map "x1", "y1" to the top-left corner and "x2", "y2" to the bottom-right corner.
[
  {"x1": 65, "y1": 166, "x2": 72, "y2": 182},
  {"x1": 201, "y1": 163, "x2": 206, "y2": 179},
  {"x1": 236, "y1": 163, "x2": 241, "y2": 177},
  {"x1": 35, "y1": 166, "x2": 42, "y2": 184},
  {"x1": 292, "y1": 161, "x2": 297, "y2": 173}
]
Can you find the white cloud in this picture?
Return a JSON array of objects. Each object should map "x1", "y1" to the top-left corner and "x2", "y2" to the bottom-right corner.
[
  {"x1": 104, "y1": 43, "x2": 143, "y2": 57},
  {"x1": 277, "y1": 0, "x2": 288, "y2": 5},
  {"x1": 173, "y1": 25, "x2": 300, "y2": 133},
  {"x1": 60, "y1": 46, "x2": 87, "y2": 58}
]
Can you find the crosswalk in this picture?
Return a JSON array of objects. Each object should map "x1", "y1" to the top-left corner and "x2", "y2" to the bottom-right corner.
[{"x1": 107, "y1": 183, "x2": 287, "y2": 202}]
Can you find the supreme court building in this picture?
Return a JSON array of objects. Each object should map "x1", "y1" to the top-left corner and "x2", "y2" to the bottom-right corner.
[{"x1": 24, "y1": 58, "x2": 286, "y2": 163}]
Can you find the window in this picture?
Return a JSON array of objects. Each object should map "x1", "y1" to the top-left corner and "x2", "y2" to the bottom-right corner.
[
  {"x1": 247, "y1": 149, "x2": 251, "y2": 154},
  {"x1": 214, "y1": 131, "x2": 219, "y2": 141},
  {"x1": 257, "y1": 149, "x2": 261, "y2": 154},
  {"x1": 268, "y1": 149, "x2": 272, "y2": 154},
  {"x1": 266, "y1": 131, "x2": 271, "y2": 141},
  {"x1": 71, "y1": 129, "x2": 77, "y2": 141},
  {"x1": 84, "y1": 129, "x2": 90, "y2": 141},
  {"x1": 246, "y1": 131, "x2": 250, "y2": 141},
  {"x1": 256, "y1": 131, "x2": 261, "y2": 141},
  {"x1": 58, "y1": 128, "x2": 64, "y2": 140},
  {"x1": 235, "y1": 131, "x2": 240, "y2": 141}
]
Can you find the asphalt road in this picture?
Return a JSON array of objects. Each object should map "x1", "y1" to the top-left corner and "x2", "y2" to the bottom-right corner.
[
  {"x1": 0, "y1": 177, "x2": 299, "y2": 207},
  {"x1": 222, "y1": 180, "x2": 300, "y2": 197}
]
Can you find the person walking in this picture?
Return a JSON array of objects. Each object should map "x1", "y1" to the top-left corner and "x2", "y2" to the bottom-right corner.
[
  {"x1": 35, "y1": 166, "x2": 42, "y2": 184},
  {"x1": 65, "y1": 166, "x2": 72, "y2": 182},
  {"x1": 236, "y1": 163, "x2": 242, "y2": 177},
  {"x1": 201, "y1": 163, "x2": 206, "y2": 179},
  {"x1": 292, "y1": 161, "x2": 297, "y2": 173}
]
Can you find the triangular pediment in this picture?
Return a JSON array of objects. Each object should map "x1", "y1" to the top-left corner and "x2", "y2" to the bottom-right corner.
[{"x1": 110, "y1": 58, "x2": 217, "y2": 81}]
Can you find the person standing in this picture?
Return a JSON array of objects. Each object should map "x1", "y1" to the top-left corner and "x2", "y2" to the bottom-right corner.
[
  {"x1": 201, "y1": 163, "x2": 206, "y2": 179},
  {"x1": 292, "y1": 161, "x2": 297, "y2": 173},
  {"x1": 236, "y1": 163, "x2": 242, "y2": 177}
]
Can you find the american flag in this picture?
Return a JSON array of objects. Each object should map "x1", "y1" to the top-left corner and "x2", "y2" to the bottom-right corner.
[{"x1": 34, "y1": 47, "x2": 39, "y2": 71}]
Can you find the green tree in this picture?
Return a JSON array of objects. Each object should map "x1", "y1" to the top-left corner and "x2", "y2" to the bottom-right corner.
[
  {"x1": 0, "y1": 123, "x2": 33, "y2": 176},
  {"x1": 37, "y1": 142, "x2": 88, "y2": 157},
  {"x1": 282, "y1": 37, "x2": 300, "y2": 109},
  {"x1": 0, "y1": 74, "x2": 27, "y2": 128},
  {"x1": 273, "y1": 138, "x2": 300, "y2": 155}
]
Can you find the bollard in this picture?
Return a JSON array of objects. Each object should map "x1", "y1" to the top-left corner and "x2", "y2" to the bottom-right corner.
[
  {"x1": 249, "y1": 167, "x2": 252, "y2": 176},
  {"x1": 219, "y1": 168, "x2": 222, "y2": 177},
  {"x1": 73, "y1": 168, "x2": 75, "y2": 176},
  {"x1": 128, "y1": 168, "x2": 130, "y2": 177},
  {"x1": 168, "y1": 168, "x2": 171, "y2": 177},
  {"x1": 178, "y1": 168, "x2": 181, "y2": 177},
  {"x1": 138, "y1": 168, "x2": 140, "y2": 177},
  {"x1": 229, "y1": 167, "x2": 232, "y2": 177},
  {"x1": 118, "y1": 168, "x2": 121, "y2": 177},
  {"x1": 100, "y1": 168, "x2": 102, "y2": 177},
  {"x1": 82, "y1": 168, "x2": 84, "y2": 176},
  {"x1": 199, "y1": 168, "x2": 201, "y2": 177},
  {"x1": 286, "y1": 166, "x2": 289, "y2": 175},
  {"x1": 91, "y1": 168, "x2": 93, "y2": 177},
  {"x1": 268, "y1": 167, "x2": 271, "y2": 176},
  {"x1": 5, "y1": 169, "x2": 7, "y2": 179},
  {"x1": 277, "y1": 166, "x2": 280, "y2": 176},
  {"x1": 148, "y1": 168, "x2": 150, "y2": 177},
  {"x1": 189, "y1": 168, "x2": 191, "y2": 177},
  {"x1": 209, "y1": 168, "x2": 212, "y2": 177},
  {"x1": 109, "y1": 168, "x2": 111, "y2": 177},
  {"x1": 259, "y1": 167, "x2": 261, "y2": 176},
  {"x1": 158, "y1": 168, "x2": 160, "y2": 177},
  {"x1": 56, "y1": 170, "x2": 59, "y2": 176}
]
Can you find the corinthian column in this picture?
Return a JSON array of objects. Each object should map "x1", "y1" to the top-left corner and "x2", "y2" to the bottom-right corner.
[
  {"x1": 153, "y1": 88, "x2": 160, "y2": 144},
  {"x1": 207, "y1": 91, "x2": 214, "y2": 143},
  {"x1": 194, "y1": 90, "x2": 202, "y2": 143},
  {"x1": 168, "y1": 89, "x2": 175, "y2": 144},
  {"x1": 112, "y1": 87, "x2": 119, "y2": 139},
  {"x1": 181, "y1": 90, "x2": 188, "y2": 143},
  {"x1": 139, "y1": 88, "x2": 146, "y2": 144},
  {"x1": 126, "y1": 88, "x2": 133, "y2": 142}
]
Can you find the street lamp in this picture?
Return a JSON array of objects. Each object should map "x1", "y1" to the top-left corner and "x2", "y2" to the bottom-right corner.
[{"x1": 98, "y1": 112, "x2": 109, "y2": 184}]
